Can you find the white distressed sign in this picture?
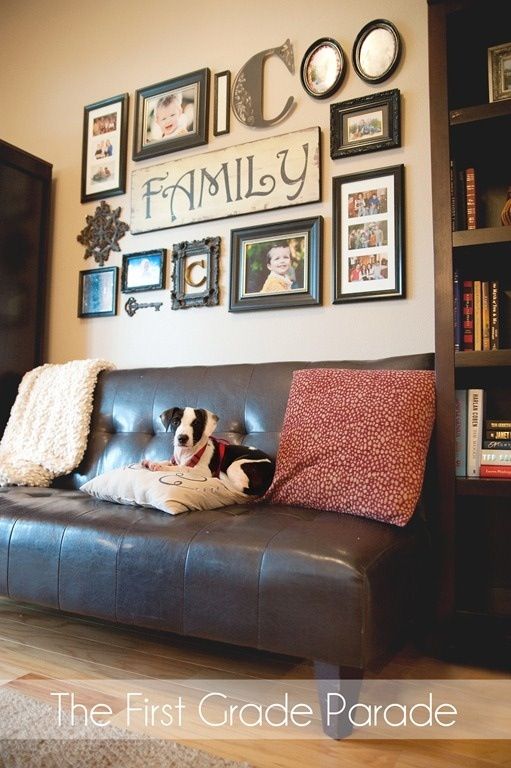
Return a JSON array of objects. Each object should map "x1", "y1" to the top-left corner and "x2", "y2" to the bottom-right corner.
[{"x1": 130, "y1": 127, "x2": 320, "y2": 233}]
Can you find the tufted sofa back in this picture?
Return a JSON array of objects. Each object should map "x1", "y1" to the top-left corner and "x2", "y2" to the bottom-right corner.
[{"x1": 58, "y1": 353, "x2": 434, "y2": 490}]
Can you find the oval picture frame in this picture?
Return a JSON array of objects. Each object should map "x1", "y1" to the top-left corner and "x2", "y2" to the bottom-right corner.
[
  {"x1": 352, "y1": 20, "x2": 401, "y2": 84},
  {"x1": 300, "y1": 38, "x2": 346, "y2": 99}
]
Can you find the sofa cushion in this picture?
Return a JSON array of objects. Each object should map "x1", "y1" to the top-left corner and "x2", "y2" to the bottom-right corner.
[
  {"x1": 266, "y1": 368, "x2": 435, "y2": 526},
  {"x1": 80, "y1": 464, "x2": 252, "y2": 515}
]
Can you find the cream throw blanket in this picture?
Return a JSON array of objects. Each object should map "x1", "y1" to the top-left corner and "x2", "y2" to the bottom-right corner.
[{"x1": 0, "y1": 359, "x2": 115, "y2": 487}]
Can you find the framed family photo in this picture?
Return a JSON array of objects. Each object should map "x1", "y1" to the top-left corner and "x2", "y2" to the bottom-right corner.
[
  {"x1": 81, "y1": 93, "x2": 128, "y2": 203},
  {"x1": 133, "y1": 69, "x2": 210, "y2": 160},
  {"x1": 78, "y1": 267, "x2": 118, "y2": 318},
  {"x1": 121, "y1": 249, "x2": 166, "y2": 293},
  {"x1": 229, "y1": 217, "x2": 322, "y2": 312},
  {"x1": 330, "y1": 89, "x2": 400, "y2": 159},
  {"x1": 488, "y1": 42, "x2": 511, "y2": 102},
  {"x1": 332, "y1": 165, "x2": 404, "y2": 303}
]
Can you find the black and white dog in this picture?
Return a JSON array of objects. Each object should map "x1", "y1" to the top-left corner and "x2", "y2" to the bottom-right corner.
[{"x1": 142, "y1": 406, "x2": 275, "y2": 496}]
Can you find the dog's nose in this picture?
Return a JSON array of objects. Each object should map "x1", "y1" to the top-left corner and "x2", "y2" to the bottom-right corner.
[{"x1": 177, "y1": 434, "x2": 189, "y2": 445}]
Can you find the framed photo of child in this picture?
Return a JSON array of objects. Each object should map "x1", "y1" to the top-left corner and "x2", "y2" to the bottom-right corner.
[
  {"x1": 229, "y1": 217, "x2": 322, "y2": 312},
  {"x1": 133, "y1": 69, "x2": 210, "y2": 161},
  {"x1": 81, "y1": 93, "x2": 129, "y2": 203},
  {"x1": 332, "y1": 165, "x2": 404, "y2": 303}
]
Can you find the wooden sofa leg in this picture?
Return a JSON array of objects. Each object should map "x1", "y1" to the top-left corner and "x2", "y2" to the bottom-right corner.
[{"x1": 314, "y1": 661, "x2": 364, "y2": 739}]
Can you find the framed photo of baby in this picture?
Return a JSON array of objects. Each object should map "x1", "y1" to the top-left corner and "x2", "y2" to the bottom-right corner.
[
  {"x1": 133, "y1": 69, "x2": 210, "y2": 161},
  {"x1": 81, "y1": 93, "x2": 129, "y2": 203},
  {"x1": 229, "y1": 217, "x2": 322, "y2": 312},
  {"x1": 333, "y1": 165, "x2": 404, "y2": 303}
]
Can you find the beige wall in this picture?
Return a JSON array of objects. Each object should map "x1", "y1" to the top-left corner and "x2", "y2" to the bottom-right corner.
[{"x1": 0, "y1": 0, "x2": 434, "y2": 368}]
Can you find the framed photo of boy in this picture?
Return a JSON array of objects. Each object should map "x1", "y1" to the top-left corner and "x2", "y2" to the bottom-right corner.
[
  {"x1": 133, "y1": 69, "x2": 210, "y2": 161},
  {"x1": 229, "y1": 216, "x2": 322, "y2": 312},
  {"x1": 81, "y1": 93, "x2": 128, "y2": 203},
  {"x1": 78, "y1": 266, "x2": 118, "y2": 318},
  {"x1": 332, "y1": 165, "x2": 404, "y2": 303},
  {"x1": 121, "y1": 249, "x2": 166, "y2": 293},
  {"x1": 330, "y1": 89, "x2": 400, "y2": 159}
]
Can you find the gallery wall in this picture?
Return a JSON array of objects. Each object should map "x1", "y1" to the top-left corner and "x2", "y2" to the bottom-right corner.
[{"x1": 0, "y1": 0, "x2": 434, "y2": 368}]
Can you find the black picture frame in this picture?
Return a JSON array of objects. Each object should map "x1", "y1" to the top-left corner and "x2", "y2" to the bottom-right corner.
[
  {"x1": 332, "y1": 165, "x2": 404, "y2": 303},
  {"x1": 352, "y1": 19, "x2": 402, "y2": 84},
  {"x1": 213, "y1": 70, "x2": 231, "y2": 136},
  {"x1": 133, "y1": 68, "x2": 210, "y2": 161},
  {"x1": 121, "y1": 249, "x2": 166, "y2": 293},
  {"x1": 300, "y1": 38, "x2": 346, "y2": 99},
  {"x1": 81, "y1": 93, "x2": 128, "y2": 203},
  {"x1": 78, "y1": 266, "x2": 118, "y2": 318},
  {"x1": 330, "y1": 89, "x2": 401, "y2": 159},
  {"x1": 171, "y1": 237, "x2": 220, "y2": 309},
  {"x1": 229, "y1": 216, "x2": 322, "y2": 312}
]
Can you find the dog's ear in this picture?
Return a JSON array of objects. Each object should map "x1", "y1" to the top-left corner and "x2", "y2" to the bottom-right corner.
[
  {"x1": 160, "y1": 407, "x2": 182, "y2": 432},
  {"x1": 205, "y1": 410, "x2": 219, "y2": 436}
]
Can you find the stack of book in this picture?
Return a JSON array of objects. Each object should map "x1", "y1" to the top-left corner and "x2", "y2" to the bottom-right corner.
[
  {"x1": 455, "y1": 389, "x2": 511, "y2": 478},
  {"x1": 454, "y1": 273, "x2": 500, "y2": 351}
]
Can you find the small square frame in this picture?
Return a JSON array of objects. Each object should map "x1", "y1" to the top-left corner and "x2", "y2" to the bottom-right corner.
[
  {"x1": 171, "y1": 237, "x2": 220, "y2": 309},
  {"x1": 330, "y1": 89, "x2": 400, "y2": 159},
  {"x1": 133, "y1": 69, "x2": 210, "y2": 161},
  {"x1": 229, "y1": 216, "x2": 322, "y2": 312},
  {"x1": 332, "y1": 165, "x2": 404, "y2": 303},
  {"x1": 488, "y1": 42, "x2": 511, "y2": 103},
  {"x1": 121, "y1": 249, "x2": 166, "y2": 293},
  {"x1": 78, "y1": 266, "x2": 118, "y2": 318}
]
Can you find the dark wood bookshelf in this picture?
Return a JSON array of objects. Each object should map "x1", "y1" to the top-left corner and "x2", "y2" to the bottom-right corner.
[
  {"x1": 450, "y1": 99, "x2": 511, "y2": 126},
  {"x1": 453, "y1": 227, "x2": 511, "y2": 248},
  {"x1": 456, "y1": 477, "x2": 511, "y2": 497},
  {"x1": 455, "y1": 350, "x2": 511, "y2": 368}
]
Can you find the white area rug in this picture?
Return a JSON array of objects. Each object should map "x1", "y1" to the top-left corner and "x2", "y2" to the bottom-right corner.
[{"x1": 0, "y1": 687, "x2": 251, "y2": 768}]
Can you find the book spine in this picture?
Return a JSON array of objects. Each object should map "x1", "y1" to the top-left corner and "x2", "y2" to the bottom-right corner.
[
  {"x1": 457, "y1": 170, "x2": 467, "y2": 230},
  {"x1": 480, "y1": 464, "x2": 511, "y2": 478},
  {"x1": 462, "y1": 280, "x2": 474, "y2": 351},
  {"x1": 481, "y1": 449, "x2": 511, "y2": 464},
  {"x1": 467, "y1": 388, "x2": 484, "y2": 476},
  {"x1": 473, "y1": 280, "x2": 482, "y2": 351},
  {"x1": 481, "y1": 281, "x2": 490, "y2": 351},
  {"x1": 453, "y1": 270, "x2": 462, "y2": 351},
  {"x1": 490, "y1": 281, "x2": 500, "y2": 350},
  {"x1": 455, "y1": 390, "x2": 467, "y2": 476},
  {"x1": 484, "y1": 440, "x2": 511, "y2": 449},
  {"x1": 465, "y1": 167, "x2": 477, "y2": 230},
  {"x1": 450, "y1": 160, "x2": 458, "y2": 231}
]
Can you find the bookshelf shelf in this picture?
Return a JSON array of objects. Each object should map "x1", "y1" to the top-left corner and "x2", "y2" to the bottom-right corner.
[
  {"x1": 453, "y1": 227, "x2": 511, "y2": 248},
  {"x1": 450, "y1": 100, "x2": 511, "y2": 126},
  {"x1": 456, "y1": 477, "x2": 511, "y2": 497},
  {"x1": 455, "y1": 350, "x2": 511, "y2": 368}
]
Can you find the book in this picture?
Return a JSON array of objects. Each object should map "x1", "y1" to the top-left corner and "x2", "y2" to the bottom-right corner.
[
  {"x1": 449, "y1": 160, "x2": 457, "y2": 231},
  {"x1": 481, "y1": 448, "x2": 511, "y2": 464},
  {"x1": 480, "y1": 464, "x2": 511, "y2": 478},
  {"x1": 465, "y1": 167, "x2": 477, "y2": 230},
  {"x1": 483, "y1": 439, "x2": 511, "y2": 449},
  {"x1": 467, "y1": 388, "x2": 484, "y2": 476},
  {"x1": 455, "y1": 389, "x2": 467, "y2": 476},
  {"x1": 462, "y1": 280, "x2": 474, "y2": 351},
  {"x1": 490, "y1": 281, "x2": 500, "y2": 350},
  {"x1": 486, "y1": 430, "x2": 511, "y2": 440},
  {"x1": 453, "y1": 270, "x2": 462, "y2": 351},
  {"x1": 473, "y1": 280, "x2": 482, "y2": 350},
  {"x1": 481, "y1": 281, "x2": 490, "y2": 351},
  {"x1": 457, "y1": 169, "x2": 467, "y2": 230}
]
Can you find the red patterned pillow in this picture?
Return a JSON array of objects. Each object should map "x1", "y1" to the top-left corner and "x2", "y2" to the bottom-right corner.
[{"x1": 266, "y1": 368, "x2": 435, "y2": 526}]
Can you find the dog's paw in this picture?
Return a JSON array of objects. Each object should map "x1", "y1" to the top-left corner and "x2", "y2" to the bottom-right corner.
[{"x1": 142, "y1": 460, "x2": 168, "y2": 472}]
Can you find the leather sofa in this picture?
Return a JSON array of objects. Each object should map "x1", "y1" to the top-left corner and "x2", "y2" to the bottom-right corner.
[{"x1": 0, "y1": 353, "x2": 435, "y2": 737}]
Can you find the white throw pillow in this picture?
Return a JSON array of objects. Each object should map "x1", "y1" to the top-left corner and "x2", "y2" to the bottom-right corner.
[{"x1": 80, "y1": 463, "x2": 254, "y2": 515}]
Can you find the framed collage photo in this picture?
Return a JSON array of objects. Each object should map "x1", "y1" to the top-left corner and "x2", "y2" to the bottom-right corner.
[
  {"x1": 121, "y1": 249, "x2": 166, "y2": 293},
  {"x1": 133, "y1": 69, "x2": 210, "y2": 161},
  {"x1": 81, "y1": 93, "x2": 128, "y2": 203},
  {"x1": 78, "y1": 267, "x2": 118, "y2": 318},
  {"x1": 330, "y1": 89, "x2": 400, "y2": 159},
  {"x1": 229, "y1": 217, "x2": 322, "y2": 312},
  {"x1": 332, "y1": 165, "x2": 404, "y2": 303}
]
